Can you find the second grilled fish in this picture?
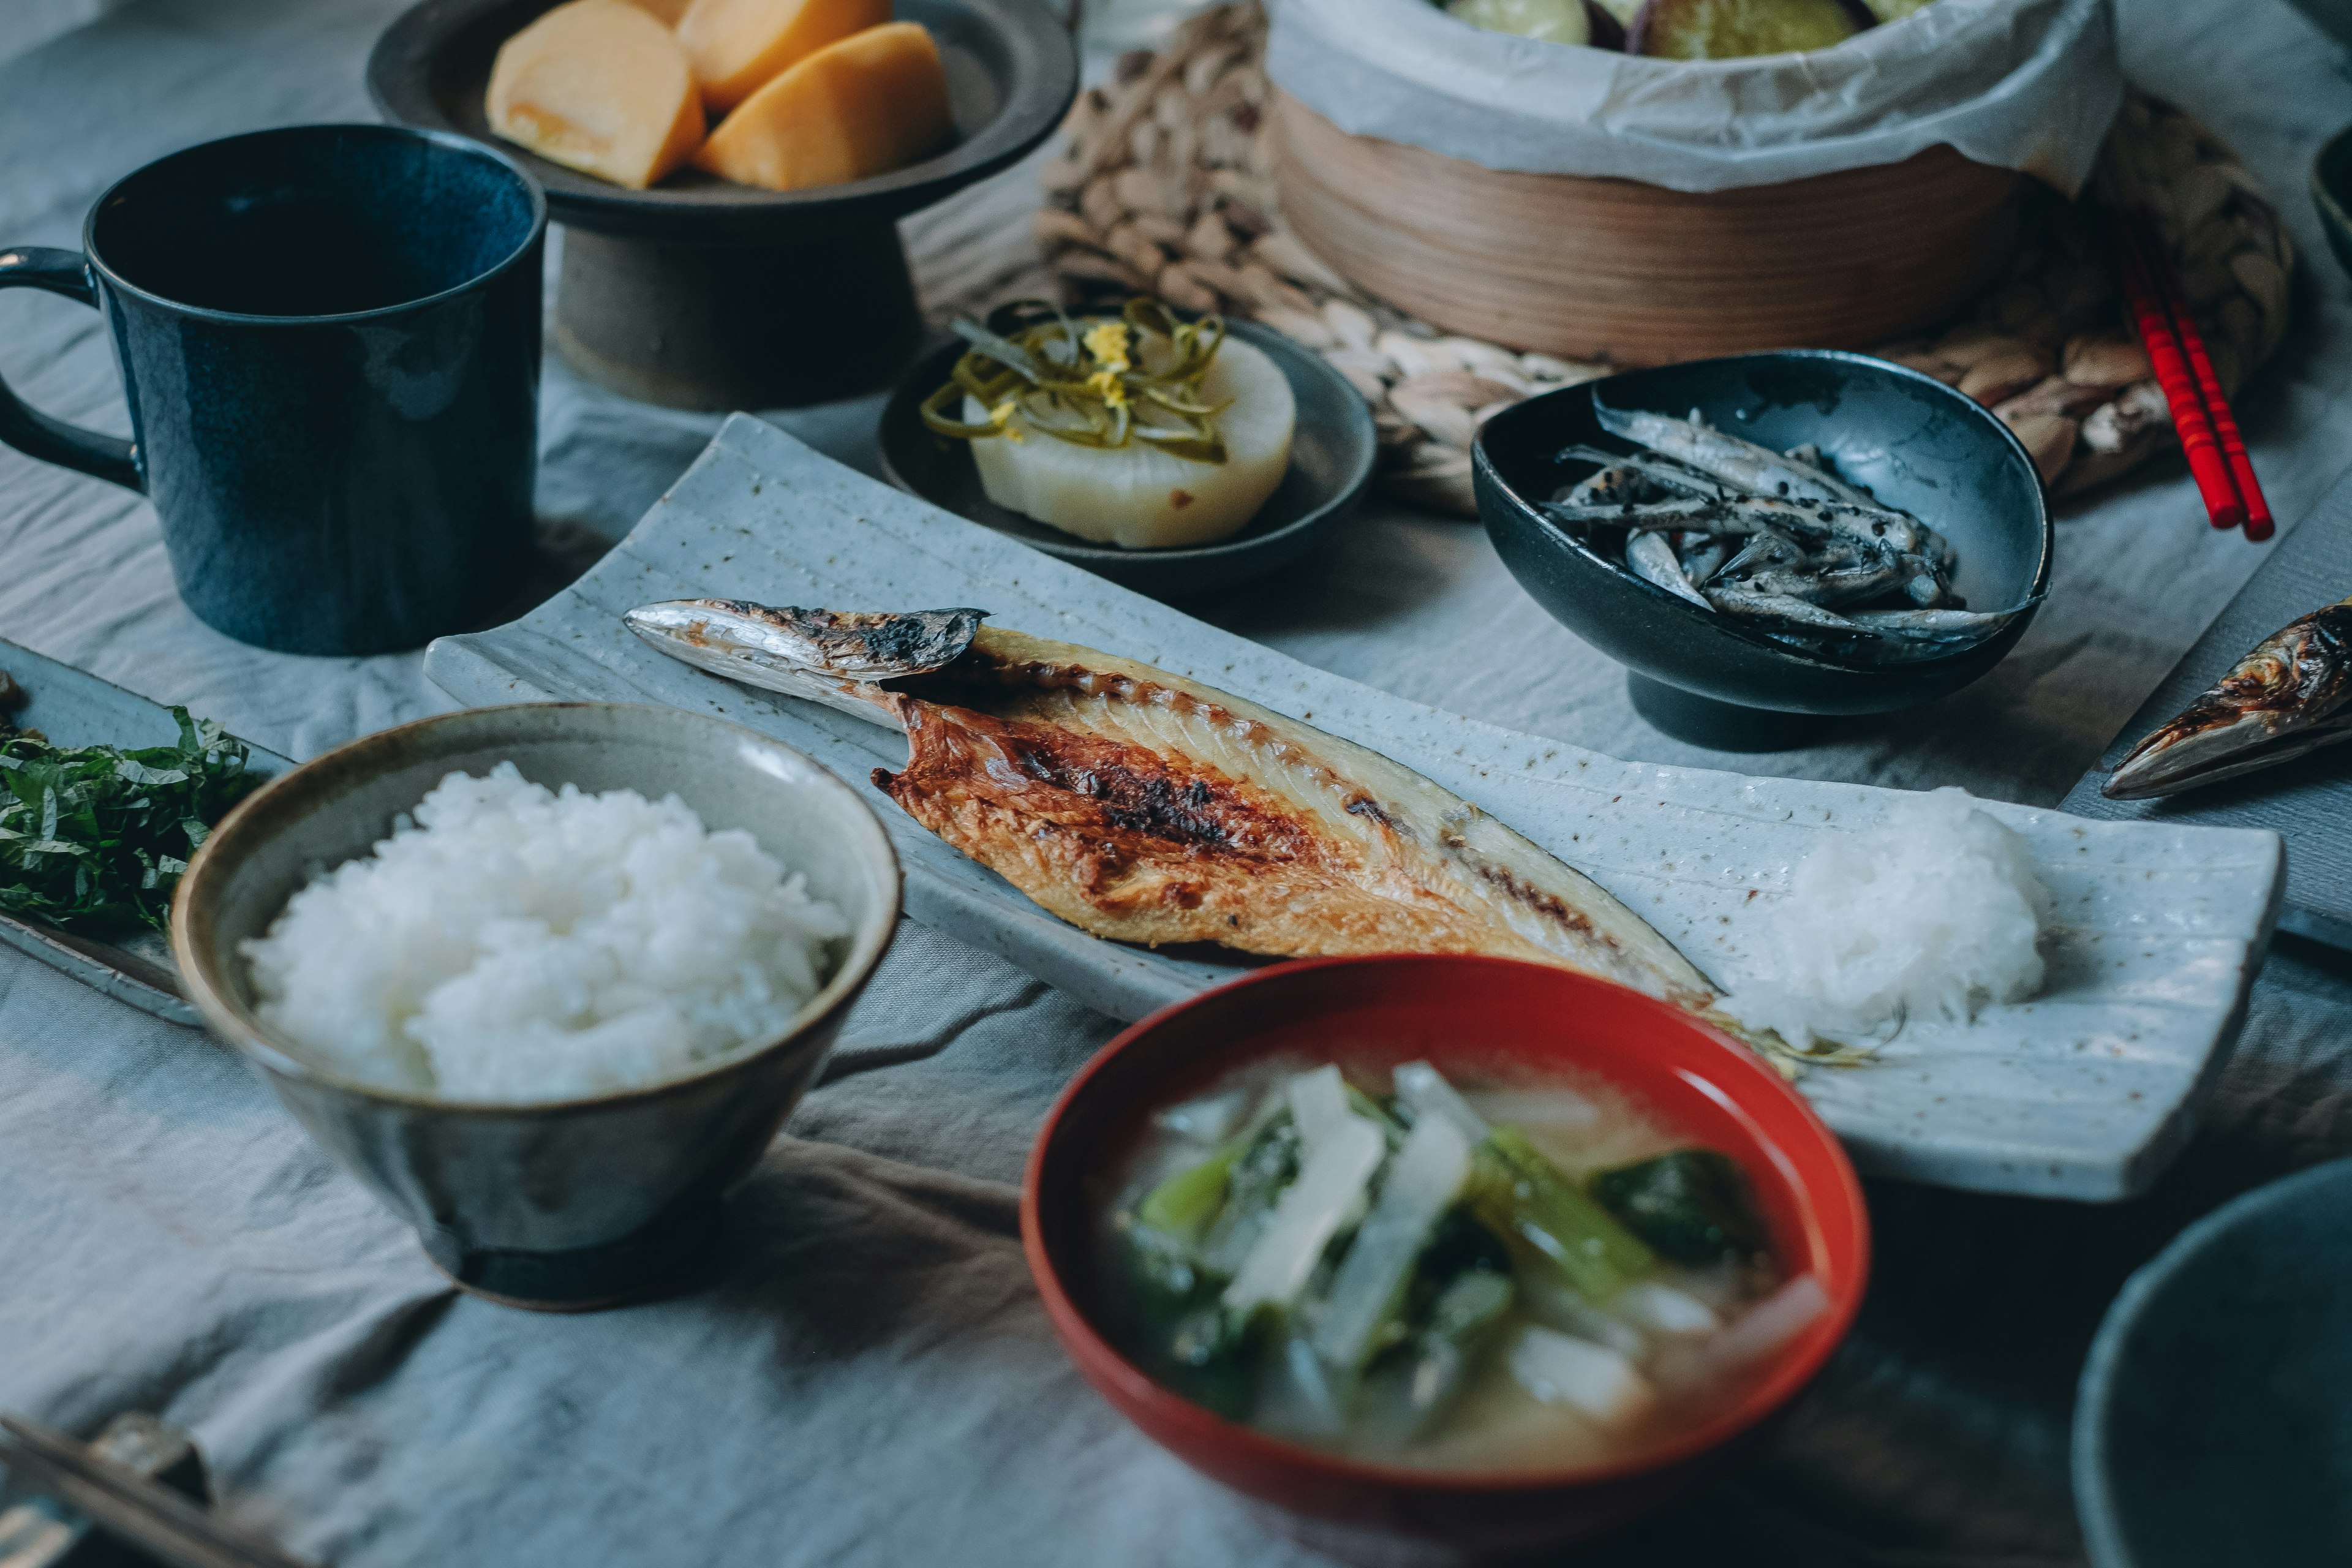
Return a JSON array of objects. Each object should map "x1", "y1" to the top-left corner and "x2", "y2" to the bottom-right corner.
[
  {"x1": 625, "y1": 599, "x2": 1718, "y2": 1011},
  {"x1": 2103, "y1": 594, "x2": 2352, "y2": 799}
]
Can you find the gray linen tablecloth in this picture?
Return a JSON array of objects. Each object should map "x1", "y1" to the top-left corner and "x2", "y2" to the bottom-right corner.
[{"x1": 4, "y1": 2, "x2": 2351, "y2": 1562}]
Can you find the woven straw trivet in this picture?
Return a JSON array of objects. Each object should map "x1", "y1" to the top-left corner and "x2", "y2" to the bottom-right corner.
[{"x1": 1030, "y1": 4, "x2": 2293, "y2": 516}]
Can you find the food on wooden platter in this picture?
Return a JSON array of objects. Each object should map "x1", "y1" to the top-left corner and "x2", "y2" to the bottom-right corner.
[
  {"x1": 1097, "y1": 1055, "x2": 1822, "y2": 1466},
  {"x1": 922, "y1": 300, "x2": 1297, "y2": 549},
  {"x1": 1719, "y1": 788, "x2": 2048, "y2": 1049},
  {"x1": 0, "y1": 687, "x2": 255, "y2": 937},
  {"x1": 1446, "y1": 0, "x2": 1928, "y2": 55},
  {"x1": 239, "y1": 764, "x2": 848, "y2": 1102},
  {"x1": 1542, "y1": 398, "x2": 2037, "y2": 662},
  {"x1": 486, "y1": 0, "x2": 707, "y2": 189},
  {"x1": 694, "y1": 21, "x2": 952, "y2": 192},
  {"x1": 677, "y1": 0, "x2": 890, "y2": 115},
  {"x1": 483, "y1": 0, "x2": 951, "y2": 194},
  {"x1": 2102, "y1": 594, "x2": 2352, "y2": 801},
  {"x1": 623, "y1": 0, "x2": 695, "y2": 23}
]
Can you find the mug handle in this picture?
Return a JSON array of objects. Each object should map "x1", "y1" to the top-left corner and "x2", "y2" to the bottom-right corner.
[{"x1": 0, "y1": 247, "x2": 142, "y2": 492}]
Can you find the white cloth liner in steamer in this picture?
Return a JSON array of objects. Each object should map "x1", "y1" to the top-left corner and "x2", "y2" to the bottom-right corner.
[{"x1": 1265, "y1": 0, "x2": 2123, "y2": 193}]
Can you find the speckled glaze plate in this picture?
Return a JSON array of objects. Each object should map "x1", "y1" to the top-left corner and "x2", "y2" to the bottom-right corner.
[
  {"x1": 425, "y1": 416, "x2": 2284, "y2": 1200},
  {"x1": 0, "y1": 641, "x2": 292, "y2": 1025}
]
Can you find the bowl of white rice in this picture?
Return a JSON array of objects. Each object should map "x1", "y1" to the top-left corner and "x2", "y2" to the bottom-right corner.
[{"x1": 170, "y1": 703, "x2": 900, "y2": 1310}]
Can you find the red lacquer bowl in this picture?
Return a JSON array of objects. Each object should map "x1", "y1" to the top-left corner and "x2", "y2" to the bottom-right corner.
[{"x1": 1020, "y1": 955, "x2": 1869, "y2": 1565}]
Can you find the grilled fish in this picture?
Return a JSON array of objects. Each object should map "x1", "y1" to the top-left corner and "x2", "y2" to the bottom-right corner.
[
  {"x1": 2103, "y1": 595, "x2": 2352, "y2": 800},
  {"x1": 625, "y1": 599, "x2": 1717, "y2": 1010}
]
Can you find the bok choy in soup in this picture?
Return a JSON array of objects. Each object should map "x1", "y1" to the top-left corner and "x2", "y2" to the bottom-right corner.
[{"x1": 1095, "y1": 1057, "x2": 1828, "y2": 1471}]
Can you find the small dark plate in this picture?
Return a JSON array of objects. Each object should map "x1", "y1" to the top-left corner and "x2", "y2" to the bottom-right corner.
[
  {"x1": 876, "y1": 320, "x2": 1377, "y2": 598},
  {"x1": 1476, "y1": 350, "x2": 2051, "y2": 749},
  {"x1": 2313, "y1": 121, "x2": 2352, "y2": 282},
  {"x1": 2075, "y1": 1158, "x2": 2352, "y2": 1567},
  {"x1": 367, "y1": 0, "x2": 1076, "y2": 241}
]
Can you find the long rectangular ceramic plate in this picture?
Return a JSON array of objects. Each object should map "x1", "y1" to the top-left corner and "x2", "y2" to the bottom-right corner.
[
  {"x1": 0, "y1": 640, "x2": 292, "y2": 1025},
  {"x1": 2061, "y1": 465, "x2": 2352, "y2": 951},
  {"x1": 426, "y1": 415, "x2": 2283, "y2": 1200}
]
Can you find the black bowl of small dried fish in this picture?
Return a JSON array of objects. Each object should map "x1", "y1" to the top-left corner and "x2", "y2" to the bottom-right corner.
[{"x1": 1476, "y1": 351, "x2": 2051, "y2": 748}]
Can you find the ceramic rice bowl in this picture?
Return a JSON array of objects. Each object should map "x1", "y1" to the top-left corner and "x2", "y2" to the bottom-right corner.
[{"x1": 171, "y1": 703, "x2": 900, "y2": 1310}]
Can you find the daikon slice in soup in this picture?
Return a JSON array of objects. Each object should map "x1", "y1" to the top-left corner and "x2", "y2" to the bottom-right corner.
[{"x1": 1091, "y1": 1054, "x2": 1828, "y2": 1473}]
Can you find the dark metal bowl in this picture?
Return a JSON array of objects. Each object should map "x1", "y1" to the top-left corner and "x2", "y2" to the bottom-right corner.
[
  {"x1": 368, "y1": 0, "x2": 1077, "y2": 407},
  {"x1": 876, "y1": 320, "x2": 1378, "y2": 599},
  {"x1": 171, "y1": 703, "x2": 902, "y2": 1311},
  {"x1": 1476, "y1": 350, "x2": 2052, "y2": 750}
]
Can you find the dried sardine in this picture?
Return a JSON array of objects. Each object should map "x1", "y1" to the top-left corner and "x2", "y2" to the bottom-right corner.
[
  {"x1": 1563, "y1": 462, "x2": 1645, "y2": 508},
  {"x1": 1553, "y1": 445, "x2": 1730, "y2": 500},
  {"x1": 1743, "y1": 562, "x2": 1907, "y2": 607},
  {"x1": 1593, "y1": 401, "x2": 1874, "y2": 507},
  {"x1": 626, "y1": 600, "x2": 1721, "y2": 1011},
  {"x1": 1845, "y1": 606, "x2": 2032, "y2": 639},
  {"x1": 1704, "y1": 587, "x2": 1861, "y2": 631},
  {"x1": 1626, "y1": 533, "x2": 1709, "y2": 607},
  {"x1": 2103, "y1": 595, "x2": 2352, "y2": 800}
]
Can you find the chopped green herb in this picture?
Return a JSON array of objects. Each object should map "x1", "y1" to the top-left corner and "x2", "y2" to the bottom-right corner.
[{"x1": 0, "y1": 704, "x2": 256, "y2": 935}]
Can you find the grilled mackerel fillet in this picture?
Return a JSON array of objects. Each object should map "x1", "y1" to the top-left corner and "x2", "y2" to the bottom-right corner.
[{"x1": 625, "y1": 600, "x2": 1717, "y2": 1009}]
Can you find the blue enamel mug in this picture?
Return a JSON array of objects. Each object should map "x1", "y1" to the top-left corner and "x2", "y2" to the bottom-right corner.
[{"x1": 0, "y1": 124, "x2": 546, "y2": 655}]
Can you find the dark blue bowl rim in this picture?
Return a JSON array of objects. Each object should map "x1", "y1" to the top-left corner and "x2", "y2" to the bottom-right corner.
[
  {"x1": 82, "y1": 122, "x2": 549, "y2": 329},
  {"x1": 1471, "y1": 347, "x2": 2055, "y2": 677},
  {"x1": 2071, "y1": 1155, "x2": 2352, "y2": 1568},
  {"x1": 878, "y1": 318, "x2": 1379, "y2": 566}
]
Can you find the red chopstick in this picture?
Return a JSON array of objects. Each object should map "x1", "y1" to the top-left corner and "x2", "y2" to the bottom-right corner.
[
  {"x1": 2128, "y1": 209, "x2": 2274, "y2": 541},
  {"x1": 2111, "y1": 215, "x2": 2244, "y2": 532}
]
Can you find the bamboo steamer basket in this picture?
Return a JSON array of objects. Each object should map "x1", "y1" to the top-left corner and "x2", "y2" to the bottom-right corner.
[{"x1": 1270, "y1": 88, "x2": 2027, "y2": 367}]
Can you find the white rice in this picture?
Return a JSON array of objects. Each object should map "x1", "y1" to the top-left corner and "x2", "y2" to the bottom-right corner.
[
  {"x1": 242, "y1": 764, "x2": 850, "y2": 1102},
  {"x1": 1720, "y1": 787, "x2": 2048, "y2": 1048}
]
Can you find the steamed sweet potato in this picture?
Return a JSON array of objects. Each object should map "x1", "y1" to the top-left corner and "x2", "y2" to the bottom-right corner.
[
  {"x1": 676, "y1": 0, "x2": 889, "y2": 113},
  {"x1": 693, "y1": 21, "x2": 952, "y2": 192},
  {"x1": 486, "y1": 0, "x2": 705, "y2": 189}
]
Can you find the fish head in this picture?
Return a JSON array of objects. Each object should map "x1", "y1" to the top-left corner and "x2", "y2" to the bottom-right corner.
[
  {"x1": 622, "y1": 601, "x2": 987, "y2": 726},
  {"x1": 625, "y1": 601, "x2": 986, "y2": 679},
  {"x1": 2103, "y1": 601, "x2": 2352, "y2": 799}
]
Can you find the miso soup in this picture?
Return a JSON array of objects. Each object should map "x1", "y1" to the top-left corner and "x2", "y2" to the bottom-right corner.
[{"x1": 1091, "y1": 1054, "x2": 1829, "y2": 1473}]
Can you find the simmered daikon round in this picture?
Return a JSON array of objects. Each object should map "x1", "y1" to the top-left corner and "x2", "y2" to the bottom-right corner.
[{"x1": 964, "y1": 334, "x2": 1295, "y2": 551}]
